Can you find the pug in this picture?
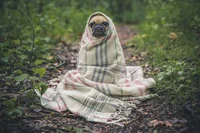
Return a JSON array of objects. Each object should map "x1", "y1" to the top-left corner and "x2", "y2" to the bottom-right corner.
[{"x1": 88, "y1": 14, "x2": 109, "y2": 38}]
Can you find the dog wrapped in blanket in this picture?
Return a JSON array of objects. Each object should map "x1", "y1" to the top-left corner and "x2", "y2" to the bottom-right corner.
[{"x1": 36, "y1": 12, "x2": 156, "y2": 126}]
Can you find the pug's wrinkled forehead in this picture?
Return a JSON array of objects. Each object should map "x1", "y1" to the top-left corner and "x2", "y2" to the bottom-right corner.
[{"x1": 89, "y1": 14, "x2": 108, "y2": 25}]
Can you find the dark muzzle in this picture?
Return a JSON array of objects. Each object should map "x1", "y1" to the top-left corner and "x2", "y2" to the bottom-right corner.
[{"x1": 92, "y1": 24, "x2": 106, "y2": 38}]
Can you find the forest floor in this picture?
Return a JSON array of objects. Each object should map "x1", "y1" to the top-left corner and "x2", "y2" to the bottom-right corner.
[{"x1": 0, "y1": 25, "x2": 199, "y2": 133}]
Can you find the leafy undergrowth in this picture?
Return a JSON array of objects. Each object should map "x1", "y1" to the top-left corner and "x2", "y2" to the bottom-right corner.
[{"x1": 128, "y1": 1, "x2": 200, "y2": 131}]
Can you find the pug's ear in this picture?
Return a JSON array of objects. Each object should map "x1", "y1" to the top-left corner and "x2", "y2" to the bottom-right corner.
[{"x1": 89, "y1": 22, "x2": 95, "y2": 28}]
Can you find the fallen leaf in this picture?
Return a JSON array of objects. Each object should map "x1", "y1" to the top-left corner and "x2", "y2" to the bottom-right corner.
[
  {"x1": 168, "y1": 32, "x2": 178, "y2": 40},
  {"x1": 132, "y1": 56, "x2": 138, "y2": 61},
  {"x1": 144, "y1": 63, "x2": 149, "y2": 67},
  {"x1": 147, "y1": 119, "x2": 173, "y2": 127},
  {"x1": 47, "y1": 55, "x2": 54, "y2": 60},
  {"x1": 153, "y1": 129, "x2": 158, "y2": 133},
  {"x1": 70, "y1": 60, "x2": 77, "y2": 64},
  {"x1": 141, "y1": 52, "x2": 147, "y2": 57},
  {"x1": 54, "y1": 63, "x2": 58, "y2": 66}
]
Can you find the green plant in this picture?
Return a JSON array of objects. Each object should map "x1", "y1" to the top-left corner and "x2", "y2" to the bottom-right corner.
[
  {"x1": 156, "y1": 60, "x2": 200, "y2": 110},
  {"x1": 128, "y1": 0, "x2": 200, "y2": 112},
  {"x1": 2, "y1": 98, "x2": 23, "y2": 119}
]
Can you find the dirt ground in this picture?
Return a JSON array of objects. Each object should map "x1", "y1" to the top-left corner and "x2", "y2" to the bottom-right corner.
[{"x1": 0, "y1": 25, "x2": 199, "y2": 133}]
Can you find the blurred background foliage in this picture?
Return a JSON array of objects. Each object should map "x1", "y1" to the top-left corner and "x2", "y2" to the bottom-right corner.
[
  {"x1": 0, "y1": 0, "x2": 146, "y2": 88},
  {"x1": 0, "y1": 0, "x2": 200, "y2": 114},
  {"x1": 133, "y1": 0, "x2": 200, "y2": 112}
]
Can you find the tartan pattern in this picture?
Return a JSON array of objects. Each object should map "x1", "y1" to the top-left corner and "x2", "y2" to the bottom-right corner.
[{"x1": 36, "y1": 12, "x2": 156, "y2": 126}]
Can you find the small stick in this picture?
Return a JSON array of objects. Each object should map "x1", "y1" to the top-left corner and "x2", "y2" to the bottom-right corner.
[{"x1": 124, "y1": 116, "x2": 139, "y2": 125}]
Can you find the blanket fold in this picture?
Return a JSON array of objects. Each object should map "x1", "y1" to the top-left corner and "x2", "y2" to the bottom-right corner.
[{"x1": 37, "y1": 12, "x2": 156, "y2": 126}]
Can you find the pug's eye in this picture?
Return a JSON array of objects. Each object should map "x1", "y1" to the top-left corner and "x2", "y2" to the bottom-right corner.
[
  {"x1": 89, "y1": 22, "x2": 95, "y2": 28},
  {"x1": 102, "y1": 21, "x2": 109, "y2": 27}
]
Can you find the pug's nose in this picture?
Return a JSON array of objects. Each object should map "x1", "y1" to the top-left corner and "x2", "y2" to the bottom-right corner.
[{"x1": 95, "y1": 27, "x2": 102, "y2": 32}]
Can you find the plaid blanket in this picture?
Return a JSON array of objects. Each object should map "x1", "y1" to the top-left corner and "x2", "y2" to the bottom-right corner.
[{"x1": 36, "y1": 12, "x2": 156, "y2": 126}]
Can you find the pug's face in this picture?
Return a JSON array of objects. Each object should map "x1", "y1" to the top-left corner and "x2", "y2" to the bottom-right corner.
[{"x1": 88, "y1": 15, "x2": 109, "y2": 38}]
